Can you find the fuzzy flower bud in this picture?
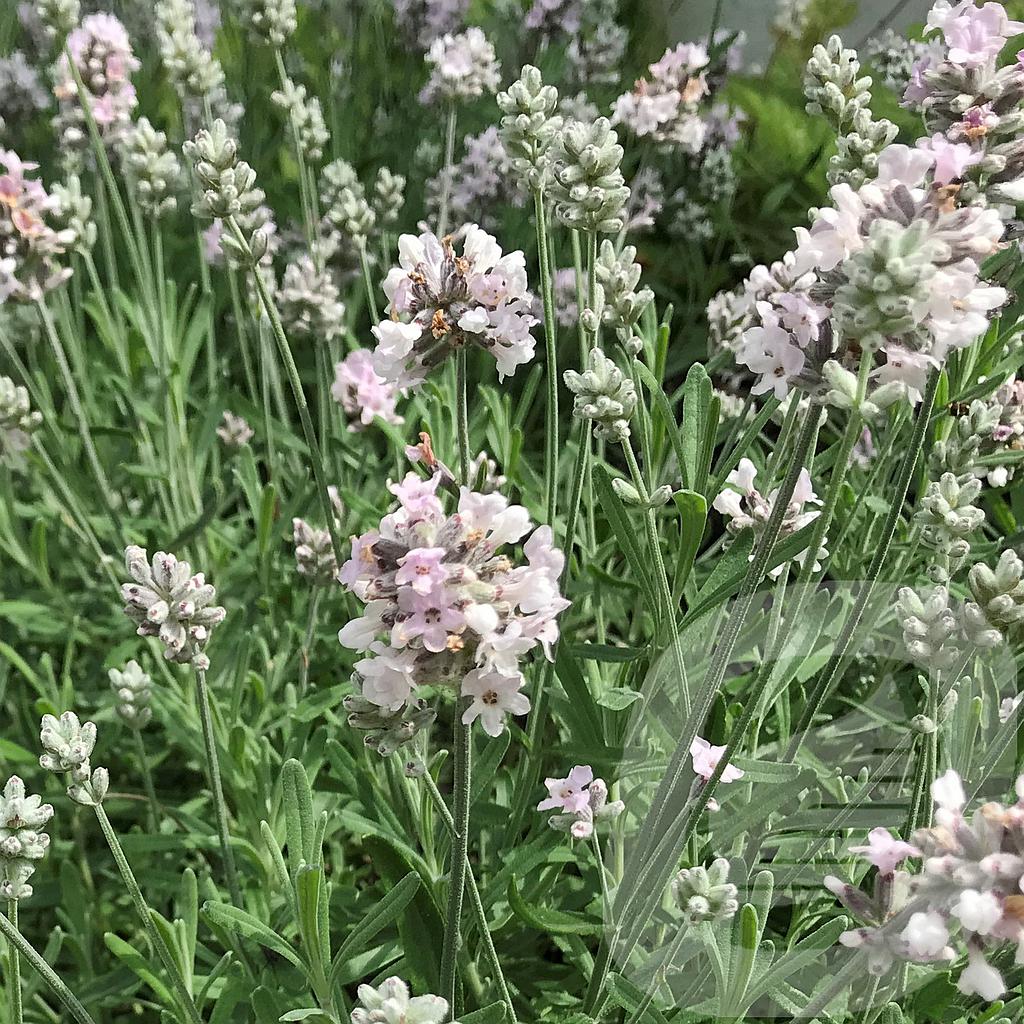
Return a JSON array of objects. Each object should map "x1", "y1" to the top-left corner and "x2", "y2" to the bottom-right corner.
[
  {"x1": 276, "y1": 257, "x2": 346, "y2": 341},
  {"x1": 350, "y1": 976, "x2": 448, "y2": 1024},
  {"x1": 343, "y1": 693, "x2": 437, "y2": 757},
  {"x1": 49, "y1": 175, "x2": 96, "y2": 254},
  {"x1": 325, "y1": 181, "x2": 376, "y2": 243},
  {"x1": 119, "y1": 545, "x2": 226, "y2": 670},
  {"x1": 563, "y1": 347, "x2": 636, "y2": 442},
  {"x1": 121, "y1": 117, "x2": 182, "y2": 219},
  {"x1": 549, "y1": 117, "x2": 630, "y2": 233},
  {"x1": 967, "y1": 550, "x2": 1024, "y2": 638},
  {"x1": 671, "y1": 859, "x2": 739, "y2": 925},
  {"x1": 272, "y1": 77, "x2": 329, "y2": 163},
  {"x1": 39, "y1": 711, "x2": 107, "y2": 806},
  {"x1": 594, "y1": 240, "x2": 653, "y2": 348},
  {"x1": 372, "y1": 167, "x2": 406, "y2": 228},
  {"x1": 155, "y1": 0, "x2": 225, "y2": 100},
  {"x1": 897, "y1": 585, "x2": 960, "y2": 671},
  {"x1": 293, "y1": 518, "x2": 338, "y2": 586},
  {"x1": 0, "y1": 776, "x2": 53, "y2": 901},
  {"x1": 1, "y1": 375, "x2": 42, "y2": 464},
  {"x1": 497, "y1": 64, "x2": 563, "y2": 191},
  {"x1": 242, "y1": 0, "x2": 297, "y2": 46},
  {"x1": 916, "y1": 473, "x2": 984, "y2": 557},
  {"x1": 108, "y1": 659, "x2": 153, "y2": 729}
]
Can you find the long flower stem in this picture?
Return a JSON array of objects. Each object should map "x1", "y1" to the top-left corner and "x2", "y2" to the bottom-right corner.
[
  {"x1": 533, "y1": 190, "x2": 558, "y2": 527},
  {"x1": 194, "y1": 668, "x2": 243, "y2": 909},
  {"x1": 93, "y1": 804, "x2": 203, "y2": 1024},
  {"x1": 0, "y1": 911, "x2": 95, "y2": 1024},
  {"x1": 784, "y1": 370, "x2": 940, "y2": 760},
  {"x1": 300, "y1": 587, "x2": 323, "y2": 695},
  {"x1": 132, "y1": 727, "x2": 161, "y2": 833},
  {"x1": 228, "y1": 218, "x2": 344, "y2": 565},
  {"x1": 437, "y1": 104, "x2": 458, "y2": 239},
  {"x1": 422, "y1": 773, "x2": 516, "y2": 1023},
  {"x1": 6, "y1": 900, "x2": 21, "y2": 1024},
  {"x1": 358, "y1": 240, "x2": 379, "y2": 323},
  {"x1": 35, "y1": 299, "x2": 123, "y2": 538}
]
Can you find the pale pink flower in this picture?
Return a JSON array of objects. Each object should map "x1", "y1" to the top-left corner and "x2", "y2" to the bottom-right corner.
[
  {"x1": 461, "y1": 669, "x2": 530, "y2": 737},
  {"x1": 957, "y1": 948, "x2": 1005, "y2": 1000},
  {"x1": 538, "y1": 765, "x2": 594, "y2": 813},
  {"x1": 690, "y1": 736, "x2": 744, "y2": 784},
  {"x1": 332, "y1": 350, "x2": 404, "y2": 430},
  {"x1": 849, "y1": 827, "x2": 920, "y2": 875},
  {"x1": 916, "y1": 134, "x2": 982, "y2": 184}
]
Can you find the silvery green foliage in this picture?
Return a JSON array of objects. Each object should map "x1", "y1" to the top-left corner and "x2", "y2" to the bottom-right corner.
[
  {"x1": 35, "y1": 0, "x2": 80, "y2": 41},
  {"x1": 343, "y1": 694, "x2": 437, "y2": 756},
  {"x1": 276, "y1": 256, "x2": 346, "y2": 341},
  {"x1": 967, "y1": 550, "x2": 1024, "y2": 639},
  {"x1": 272, "y1": 77, "x2": 329, "y2": 163},
  {"x1": 548, "y1": 117, "x2": 630, "y2": 234},
  {"x1": 593, "y1": 240, "x2": 653, "y2": 352},
  {"x1": 292, "y1": 517, "x2": 338, "y2": 585},
  {"x1": 915, "y1": 473, "x2": 984, "y2": 559},
  {"x1": 109, "y1": 659, "x2": 153, "y2": 729},
  {"x1": 0, "y1": 375, "x2": 42, "y2": 462},
  {"x1": 350, "y1": 976, "x2": 449, "y2": 1024},
  {"x1": 155, "y1": 0, "x2": 225, "y2": 99},
  {"x1": 121, "y1": 117, "x2": 182, "y2": 219},
  {"x1": 930, "y1": 399, "x2": 1001, "y2": 484},
  {"x1": 372, "y1": 168, "x2": 406, "y2": 228},
  {"x1": 242, "y1": 0, "x2": 297, "y2": 47},
  {"x1": 49, "y1": 175, "x2": 96, "y2": 253},
  {"x1": 831, "y1": 219, "x2": 943, "y2": 351},
  {"x1": 39, "y1": 711, "x2": 109, "y2": 807},
  {"x1": 183, "y1": 119, "x2": 270, "y2": 266},
  {"x1": 896, "y1": 585, "x2": 960, "y2": 672},
  {"x1": 804, "y1": 36, "x2": 897, "y2": 188},
  {"x1": 0, "y1": 776, "x2": 53, "y2": 901},
  {"x1": 671, "y1": 858, "x2": 739, "y2": 925},
  {"x1": 563, "y1": 347, "x2": 636, "y2": 442},
  {"x1": 120, "y1": 546, "x2": 227, "y2": 670},
  {"x1": 496, "y1": 64, "x2": 563, "y2": 191}
]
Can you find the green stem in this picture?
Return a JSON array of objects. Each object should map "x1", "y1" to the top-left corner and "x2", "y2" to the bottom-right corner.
[
  {"x1": 194, "y1": 668, "x2": 243, "y2": 908},
  {"x1": 0, "y1": 911, "x2": 95, "y2": 1024},
  {"x1": 358, "y1": 240, "x2": 380, "y2": 323},
  {"x1": 6, "y1": 900, "x2": 21, "y2": 1024},
  {"x1": 132, "y1": 727, "x2": 161, "y2": 834},
  {"x1": 93, "y1": 804, "x2": 204, "y2": 1024},
  {"x1": 35, "y1": 299, "x2": 123, "y2": 538},
  {"x1": 300, "y1": 587, "x2": 323, "y2": 696},
  {"x1": 437, "y1": 104, "x2": 458, "y2": 239},
  {"x1": 456, "y1": 349, "x2": 470, "y2": 481},
  {"x1": 534, "y1": 190, "x2": 558, "y2": 528},
  {"x1": 227, "y1": 218, "x2": 344, "y2": 565},
  {"x1": 422, "y1": 773, "x2": 516, "y2": 1023},
  {"x1": 784, "y1": 370, "x2": 940, "y2": 760}
]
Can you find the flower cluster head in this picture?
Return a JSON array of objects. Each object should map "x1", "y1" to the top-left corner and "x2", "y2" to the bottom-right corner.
[
  {"x1": 497, "y1": 65, "x2": 563, "y2": 191},
  {"x1": 272, "y1": 77, "x2": 330, "y2": 163},
  {"x1": 332, "y1": 349, "x2": 404, "y2": 432},
  {"x1": 120, "y1": 117, "x2": 182, "y2": 220},
  {"x1": 964, "y1": 549, "x2": 1024, "y2": 645},
  {"x1": 0, "y1": 375, "x2": 42, "y2": 463},
  {"x1": 371, "y1": 167, "x2": 406, "y2": 228},
  {"x1": 35, "y1": 0, "x2": 80, "y2": 42},
  {"x1": 154, "y1": 0, "x2": 225, "y2": 101},
  {"x1": 371, "y1": 225, "x2": 537, "y2": 389},
  {"x1": 828, "y1": 770, "x2": 1024, "y2": 1000},
  {"x1": 539, "y1": 764, "x2": 623, "y2": 839},
  {"x1": 549, "y1": 117, "x2": 630, "y2": 233},
  {"x1": 276, "y1": 256, "x2": 346, "y2": 342},
  {"x1": 0, "y1": 776, "x2": 53, "y2": 901},
  {"x1": 183, "y1": 119, "x2": 271, "y2": 266},
  {"x1": 612, "y1": 42, "x2": 713, "y2": 153},
  {"x1": 427, "y1": 127, "x2": 517, "y2": 231},
  {"x1": 736, "y1": 144, "x2": 1007, "y2": 403},
  {"x1": 350, "y1": 976, "x2": 449, "y2": 1024},
  {"x1": 0, "y1": 150, "x2": 75, "y2": 303},
  {"x1": 323, "y1": 167, "x2": 377, "y2": 244},
  {"x1": 916, "y1": 472, "x2": 984, "y2": 560},
  {"x1": 338, "y1": 472, "x2": 568, "y2": 738},
  {"x1": 713, "y1": 459, "x2": 824, "y2": 578},
  {"x1": 241, "y1": 0, "x2": 297, "y2": 47},
  {"x1": 593, "y1": 240, "x2": 654, "y2": 352},
  {"x1": 216, "y1": 410, "x2": 253, "y2": 449},
  {"x1": 109, "y1": 659, "x2": 153, "y2": 729},
  {"x1": 897, "y1": 584, "x2": 961, "y2": 671},
  {"x1": 563, "y1": 347, "x2": 637, "y2": 442},
  {"x1": 390, "y1": 0, "x2": 469, "y2": 52},
  {"x1": 292, "y1": 518, "x2": 338, "y2": 586},
  {"x1": 565, "y1": 0, "x2": 627, "y2": 86},
  {"x1": 49, "y1": 175, "x2": 96, "y2": 254},
  {"x1": 39, "y1": 711, "x2": 108, "y2": 806},
  {"x1": 0, "y1": 52, "x2": 49, "y2": 131},
  {"x1": 420, "y1": 27, "x2": 500, "y2": 105},
  {"x1": 120, "y1": 545, "x2": 226, "y2": 670},
  {"x1": 672, "y1": 859, "x2": 739, "y2": 925},
  {"x1": 54, "y1": 13, "x2": 140, "y2": 147}
]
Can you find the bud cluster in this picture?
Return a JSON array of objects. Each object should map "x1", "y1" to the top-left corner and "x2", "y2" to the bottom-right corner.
[
  {"x1": 671, "y1": 859, "x2": 739, "y2": 925},
  {"x1": 39, "y1": 711, "x2": 108, "y2": 806},
  {"x1": 292, "y1": 518, "x2": 338, "y2": 586},
  {"x1": 593, "y1": 241, "x2": 654, "y2": 352},
  {"x1": 548, "y1": 117, "x2": 630, "y2": 234},
  {"x1": 0, "y1": 776, "x2": 53, "y2": 901},
  {"x1": 272, "y1": 77, "x2": 329, "y2": 163},
  {"x1": 563, "y1": 347, "x2": 637, "y2": 442},
  {"x1": 497, "y1": 65, "x2": 563, "y2": 191},
  {"x1": 0, "y1": 375, "x2": 43, "y2": 463},
  {"x1": 109, "y1": 660, "x2": 153, "y2": 729},
  {"x1": 120, "y1": 117, "x2": 182, "y2": 220}
]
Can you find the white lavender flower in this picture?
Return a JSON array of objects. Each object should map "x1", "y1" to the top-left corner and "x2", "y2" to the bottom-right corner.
[
  {"x1": 0, "y1": 375, "x2": 42, "y2": 463},
  {"x1": 109, "y1": 660, "x2": 153, "y2": 729},
  {"x1": 350, "y1": 976, "x2": 449, "y2": 1024},
  {"x1": 896, "y1": 585, "x2": 960, "y2": 671},
  {"x1": 241, "y1": 0, "x2": 297, "y2": 47},
  {"x1": 916, "y1": 473, "x2": 984, "y2": 560},
  {"x1": 0, "y1": 52, "x2": 49, "y2": 132},
  {"x1": 49, "y1": 175, "x2": 96, "y2": 254},
  {"x1": 121, "y1": 117, "x2": 182, "y2": 220},
  {"x1": 216, "y1": 410, "x2": 254, "y2": 449},
  {"x1": 594, "y1": 240, "x2": 653, "y2": 352},
  {"x1": 183, "y1": 119, "x2": 271, "y2": 266},
  {"x1": 420, "y1": 27, "x2": 500, "y2": 104},
  {"x1": 120, "y1": 545, "x2": 227, "y2": 670},
  {"x1": 372, "y1": 167, "x2": 406, "y2": 228},
  {"x1": 497, "y1": 64, "x2": 562, "y2": 191},
  {"x1": 272, "y1": 77, "x2": 329, "y2": 163},
  {"x1": 549, "y1": 118, "x2": 630, "y2": 234},
  {"x1": 0, "y1": 776, "x2": 53, "y2": 902},
  {"x1": 565, "y1": 0, "x2": 626, "y2": 87},
  {"x1": 390, "y1": 0, "x2": 469, "y2": 52},
  {"x1": 155, "y1": 0, "x2": 226, "y2": 100},
  {"x1": 966, "y1": 550, "x2": 1024, "y2": 640},
  {"x1": 39, "y1": 711, "x2": 109, "y2": 807},
  {"x1": 671, "y1": 859, "x2": 739, "y2": 925},
  {"x1": 276, "y1": 256, "x2": 346, "y2": 341},
  {"x1": 293, "y1": 518, "x2": 338, "y2": 585},
  {"x1": 564, "y1": 348, "x2": 636, "y2": 442}
]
